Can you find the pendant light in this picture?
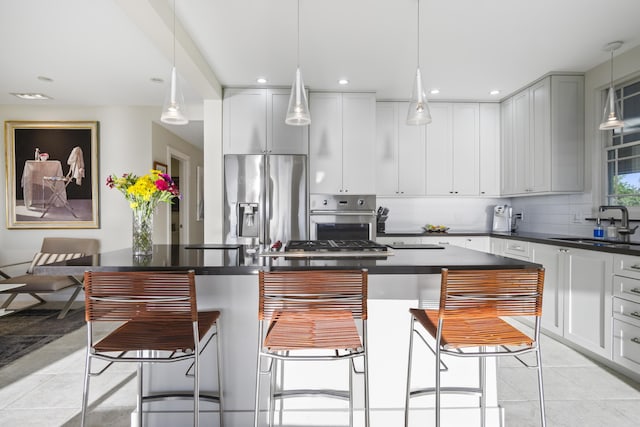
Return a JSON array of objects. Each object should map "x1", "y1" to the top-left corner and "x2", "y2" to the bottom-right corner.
[
  {"x1": 599, "y1": 41, "x2": 624, "y2": 131},
  {"x1": 161, "y1": 0, "x2": 188, "y2": 126},
  {"x1": 285, "y1": 0, "x2": 311, "y2": 126},
  {"x1": 406, "y1": 0, "x2": 431, "y2": 125}
]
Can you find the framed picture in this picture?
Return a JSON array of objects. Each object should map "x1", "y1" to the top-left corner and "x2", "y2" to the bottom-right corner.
[
  {"x1": 4, "y1": 121, "x2": 99, "y2": 229},
  {"x1": 153, "y1": 161, "x2": 168, "y2": 174}
]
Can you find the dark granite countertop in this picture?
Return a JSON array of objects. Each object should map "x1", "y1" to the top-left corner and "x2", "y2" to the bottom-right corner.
[
  {"x1": 379, "y1": 230, "x2": 640, "y2": 256},
  {"x1": 33, "y1": 244, "x2": 539, "y2": 276}
]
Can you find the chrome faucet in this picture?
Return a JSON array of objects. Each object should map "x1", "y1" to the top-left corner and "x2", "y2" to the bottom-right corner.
[{"x1": 599, "y1": 205, "x2": 638, "y2": 242}]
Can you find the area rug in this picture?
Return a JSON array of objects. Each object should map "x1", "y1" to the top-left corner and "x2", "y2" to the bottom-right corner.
[{"x1": 0, "y1": 308, "x2": 85, "y2": 368}]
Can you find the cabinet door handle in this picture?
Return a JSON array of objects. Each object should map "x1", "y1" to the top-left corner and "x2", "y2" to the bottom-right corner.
[
  {"x1": 632, "y1": 337, "x2": 640, "y2": 345},
  {"x1": 630, "y1": 311, "x2": 640, "y2": 319},
  {"x1": 630, "y1": 264, "x2": 640, "y2": 270},
  {"x1": 630, "y1": 288, "x2": 640, "y2": 295}
]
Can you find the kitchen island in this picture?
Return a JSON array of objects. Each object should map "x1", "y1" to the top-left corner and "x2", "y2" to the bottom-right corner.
[{"x1": 36, "y1": 244, "x2": 540, "y2": 427}]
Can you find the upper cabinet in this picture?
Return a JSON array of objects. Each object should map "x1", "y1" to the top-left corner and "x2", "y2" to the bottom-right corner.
[
  {"x1": 310, "y1": 92, "x2": 376, "y2": 194},
  {"x1": 426, "y1": 103, "x2": 480, "y2": 196},
  {"x1": 479, "y1": 103, "x2": 501, "y2": 196},
  {"x1": 375, "y1": 101, "x2": 426, "y2": 196},
  {"x1": 500, "y1": 75, "x2": 584, "y2": 196},
  {"x1": 223, "y1": 88, "x2": 309, "y2": 155}
]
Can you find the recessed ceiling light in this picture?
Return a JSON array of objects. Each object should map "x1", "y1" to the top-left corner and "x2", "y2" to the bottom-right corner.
[
  {"x1": 37, "y1": 76, "x2": 54, "y2": 83},
  {"x1": 430, "y1": 89, "x2": 440, "y2": 95},
  {"x1": 338, "y1": 79, "x2": 349, "y2": 85},
  {"x1": 490, "y1": 90, "x2": 501, "y2": 95},
  {"x1": 150, "y1": 77, "x2": 164, "y2": 84},
  {"x1": 10, "y1": 92, "x2": 52, "y2": 100},
  {"x1": 257, "y1": 77, "x2": 268, "y2": 84}
]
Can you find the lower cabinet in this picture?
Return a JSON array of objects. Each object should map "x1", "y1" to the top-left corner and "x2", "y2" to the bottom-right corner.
[
  {"x1": 377, "y1": 235, "x2": 490, "y2": 253},
  {"x1": 521, "y1": 241, "x2": 614, "y2": 359},
  {"x1": 531, "y1": 243, "x2": 564, "y2": 336},
  {"x1": 421, "y1": 235, "x2": 490, "y2": 253},
  {"x1": 563, "y1": 248, "x2": 613, "y2": 358},
  {"x1": 612, "y1": 254, "x2": 640, "y2": 374}
]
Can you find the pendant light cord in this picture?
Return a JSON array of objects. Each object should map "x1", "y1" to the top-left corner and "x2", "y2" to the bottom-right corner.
[
  {"x1": 416, "y1": 0, "x2": 420, "y2": 69},
  {"x1": 610, "y1": 49, "x2": 614, "y2": 89},
  {"x1": 172, "y1": 0, "x2": 176, "y2": 68},
  {"x1": 297, "y1": 0, "x2": 300, "y2": 68}
]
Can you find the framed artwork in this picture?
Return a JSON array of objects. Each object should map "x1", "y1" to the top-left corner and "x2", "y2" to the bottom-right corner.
[
  {"x1": 4, "y1": 121, "x2": 99, "y2": 229},
  {"x1": 153, "y1": 161, "x2": 168, "y2": 174}
]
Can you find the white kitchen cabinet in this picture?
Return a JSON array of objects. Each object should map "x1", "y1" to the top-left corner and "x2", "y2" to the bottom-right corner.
[
  {"x1": 612, "y1": 254, "x2": 640, "y2": 373},
  {"x1": 426, "y1": 103, "x2": 479, "y2": 196},
  {"x1": 531, "y1": 243, "x2": 564, "y2": 335},
  {"x1": 376, "y1": 236, "x2": 423, "y2": 246},
  {"x1": 563, "y1": 248, "x2": 613, "y2": 358},
  {"x1": 479, "y1": 103, "x2": 501, "y2": 196},
  {"x1": 503, "y1": 239, "x2": 531, "y2": 260},
  {"x1": 500, "y1": 74, "x2": 584, "y2": 196},
  {"x1": 223, "y1": 88, "x2": 308, "y2": 154},
  {"x1": 421, "y1": 235, "x2": 490, "y2": 252},
  {"x1": 310, "y1": 92, "x2": 376, "y2": 194},
  {"x1": 375, "y1": 102, "x2": 426, "y2": 196}
]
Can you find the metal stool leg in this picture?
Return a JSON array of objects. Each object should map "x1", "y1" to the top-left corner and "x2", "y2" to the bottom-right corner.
[
  {"x1": 404, "y1": 316, "x2": 415, "y2": 427},
  {"x1": 480, "y1": 348, "x2": 486, "y2": 427},
  {"x1": 363, "y1": 323, "x2": 370, "y2": 427},
  {"x1": 215, "y1": 322, "x2": 224, "y2": 427},
  {"x1": 81, "y1": 331, "x2": 92, "y2": 427},
  {"x1": 536, "y1": 346, "x2": 546, "y2": 427}
]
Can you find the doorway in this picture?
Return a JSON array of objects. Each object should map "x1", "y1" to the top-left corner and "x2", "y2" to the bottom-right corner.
[{"x1": 168, "y1": 147, "x2": 190, "y2": 245}]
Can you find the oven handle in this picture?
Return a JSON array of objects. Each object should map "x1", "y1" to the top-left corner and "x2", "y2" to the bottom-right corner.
[{"x1": 310, "y1": 210, "x2": 376, "y2": 216}]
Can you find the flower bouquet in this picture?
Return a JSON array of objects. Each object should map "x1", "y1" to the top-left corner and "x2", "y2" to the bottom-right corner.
[{"x1": 106, "y1": 170, "x2": 181, "y2": 255}]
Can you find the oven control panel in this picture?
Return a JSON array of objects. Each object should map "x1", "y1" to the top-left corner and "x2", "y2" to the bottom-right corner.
[{"x1": 310, "y1": 194, "x2": 376, "y2": 212}]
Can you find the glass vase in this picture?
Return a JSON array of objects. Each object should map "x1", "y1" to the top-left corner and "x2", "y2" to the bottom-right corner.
[{"x1": 132, "y1": 209, "x2": 153, "y2": 256}]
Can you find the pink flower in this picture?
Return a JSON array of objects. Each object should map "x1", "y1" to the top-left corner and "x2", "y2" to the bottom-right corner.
[{"x1": 155, "y1": 179, "x2": 169, "y2": 191}]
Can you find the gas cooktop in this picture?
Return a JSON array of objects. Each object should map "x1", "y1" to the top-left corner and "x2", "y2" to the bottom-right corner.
[{"x1": 285, "y1": 239, "x2": 388, "y2": 253}]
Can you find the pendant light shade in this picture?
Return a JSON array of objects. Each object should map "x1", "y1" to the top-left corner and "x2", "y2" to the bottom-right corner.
[
  {"x1": 285, "y1": 67, "x2": 311, "y2": 125},
  {"x1": 407, "y1": 68, "x2": 432, "y2": 125},
  {"x1": 599, "y1": 41, "x2": 623, "y2": 131},
  {"x1": 285, "y1": 0, "x2": 310, "y2": 126},
  {"x1": 161, "y1": 0, "x2": 188, "y2": 126},
  {"x1": 161, "y1": 66, "x2": 188, "y2": 125},
  {"x1": 407, "y1": 0, "x2": 431, "y2": 126}
]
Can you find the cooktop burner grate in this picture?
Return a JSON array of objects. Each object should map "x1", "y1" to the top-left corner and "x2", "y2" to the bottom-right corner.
[{"x1": 285, "y1": 239, "x2": 388, "y2": 252}]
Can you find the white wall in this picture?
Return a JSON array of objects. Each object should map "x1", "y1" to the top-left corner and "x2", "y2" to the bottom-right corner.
[
  {"x1": 152, "y1": 123, "x2": 204, "y2": 245},
  {"x1": 0, "y1": 104, "x2": 202, "y2": 265},
  {"x1": 378, "y1": 197, "x2": 506, "y2": 233},
  {"x1": 511, "y1": 44, "x2": 640, "y2": 240}
]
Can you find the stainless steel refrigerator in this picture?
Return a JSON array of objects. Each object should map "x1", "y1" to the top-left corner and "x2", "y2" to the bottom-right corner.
[{"x1": 224, "y1": 154, "x2": 307, "y2": 246}]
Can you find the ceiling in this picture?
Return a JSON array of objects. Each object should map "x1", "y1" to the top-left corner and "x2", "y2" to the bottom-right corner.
[{"x1": 2, "y1": 0, "x2": 640, "y2": 147}]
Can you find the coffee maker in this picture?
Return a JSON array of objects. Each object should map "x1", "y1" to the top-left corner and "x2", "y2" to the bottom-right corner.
[{"x1": 492, "y1": 205, "x2": 512, "y2": 232}]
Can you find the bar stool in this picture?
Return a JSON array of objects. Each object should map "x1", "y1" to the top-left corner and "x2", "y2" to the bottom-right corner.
[
  {"x1": 254, "y1": 269, "x2": 370, "y2": 427},
  {"x1": 405, "y1": 268, "x2": 546, "y2": 427},
  {"x1": 81, "y1": 270, "x2": 223, "y2": 427}
]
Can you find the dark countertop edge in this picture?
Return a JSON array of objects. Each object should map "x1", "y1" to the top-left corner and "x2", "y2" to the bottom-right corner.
[
  {"x1": 489, "y1": 231, "x2": 640, "y2": 256},
  {"x1": 379, "y1": 230, "x2": 640, "y2": 256},
  {"x1": 379, "y1": 232, "x2": 490, "y2": 237},
  {"x1": 35, "y1": 263, "x2": 540, "y2": 276}
]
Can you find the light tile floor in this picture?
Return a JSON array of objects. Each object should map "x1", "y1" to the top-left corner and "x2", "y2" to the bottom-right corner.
[{"x1": 1, "y1": 316, "x2": 639, "y2": 426}]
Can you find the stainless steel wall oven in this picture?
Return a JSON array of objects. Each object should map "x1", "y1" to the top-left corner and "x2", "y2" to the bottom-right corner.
[{"x1": 309, "y1": 194, "x2": 377, "y2": 240}]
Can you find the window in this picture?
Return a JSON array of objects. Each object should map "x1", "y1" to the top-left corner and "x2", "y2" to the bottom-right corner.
[{"x1": 606, "y1": 78, "x2": 640, "y2": 206}]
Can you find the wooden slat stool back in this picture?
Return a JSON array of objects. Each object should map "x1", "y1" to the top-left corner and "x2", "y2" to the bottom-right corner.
[
  {"x1": 405, "y1": 268, "x2": 546, "y2": 427},
  {"x1": 255, "y1": 269, "x2": 370, "y2": 427},
  {"x1": 81, "y1": 270, "x2": 223, "y2": 427}
]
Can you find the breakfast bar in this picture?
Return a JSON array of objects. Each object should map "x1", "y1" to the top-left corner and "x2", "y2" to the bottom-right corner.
[{"x1": 36, "y1": 244, "x2": 540, "y2": 426}]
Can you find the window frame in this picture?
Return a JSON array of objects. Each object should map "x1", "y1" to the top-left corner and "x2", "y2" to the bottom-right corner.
[{"x1": 603, "y1": 76, "x2": 640, "y2": 215}]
